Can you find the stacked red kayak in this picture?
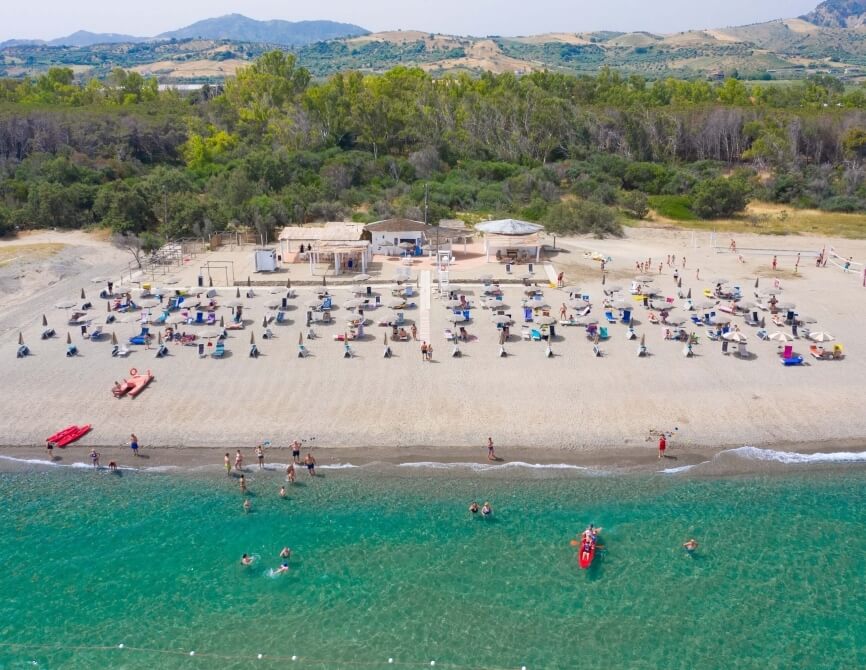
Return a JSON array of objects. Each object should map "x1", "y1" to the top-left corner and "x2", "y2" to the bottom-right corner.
[{"x1": 46, "y1": 424, "x2": 91, "y2": 448}]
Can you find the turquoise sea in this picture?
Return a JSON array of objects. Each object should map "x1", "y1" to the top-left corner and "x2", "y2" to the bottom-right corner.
[{"x1": 1, "y1": 461, "x2": 865, "y2": 670}]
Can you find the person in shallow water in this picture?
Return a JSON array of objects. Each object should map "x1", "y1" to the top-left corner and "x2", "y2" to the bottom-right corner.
[
  {"x1": 481, "y1": 502, "x2": 492, "y2": 516},
  {"x1": 469, "y1": 501, "x2": 479, "y2": 514},
  {"x1": 241, "y1": 554, "x2": 253, "y2": 566},
  {"x1": 683, "y1": 539, "x2": 699, "y2": 554},
  {"x1": 276, "y1": 562, "x2": 289, "y2": 574},
  {"x1": 243, "y1": 499, "x2": 251, "y2": 513},
  {"x1": 280, "y1": 547, "x2": 291, "y2": 560}
]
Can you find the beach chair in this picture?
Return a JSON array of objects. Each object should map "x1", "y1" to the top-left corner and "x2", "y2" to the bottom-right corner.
[
  {"x1": 746, "y1": 311, "x2": 760, "y2": 327},
  {"x1": 298, "y1": 343, "x2": 309, "y2": 358},
  {"x1": 41, "y1": 328, "x2": 55, "y2": 339},
  {"x1": 530, "y1": 329, "x2": 542, "y2": 341},
  {"x1": 621, "y1": 309, "x2": 631, "y2": 324},
  {"x1": 89, "y1": 325, "x2": 104, "y2": 341},
  {"x1": 683, "y1": 344, "x2": 694, "y2": 357},
  {"x1": 66, "y1": 344, "x2": 78, "y2": 357},
  {"x1": 637, "y1": 344, "x2": 648, "y2": 357},
  {"x1": 404, "y1": 286, "x2": 415, "y2": 298},
  {"x1": 444, "y1": 329, "x2": 455, "y2": 341},
  {"x1": 17, "y1": 345, "x2": 30, "y2": 358},
  {"x1": 604, "y1": 310, "x2": 616, "y2": 324},
  {"x1": 322, "y1": 296, "x2": 333, "y2": 310},
  {"x1": 276, "y1": 311, "x2": 286, "y2": 324},
  {"x1": 756, "y1": 329, "x2": 769, "y2": 341},
  {"x1": 586, "y1": 323, "x2": 598, "y2": 339},
  {"x1": 112, "y1": 343, "x2": 130, "y2": 357},
  {"x1": 599, "y1": 326, "x2": 609, "y2": 340},
  {"x1": 736, "y1": 342, "x2": 748, "y2": 358},
  {"x1": 809, "y1": 345, "x2": 825, "y2": 360},
  {"x1": 781, "y1": 344, "x2": 793, "y2": 360},
  {"x1": 155, "y1": 344, "x2": 169, "y2": 358},
  {"x1": 343, "y1": 342, "x2": 353, "y2": 358},
  {"x1": 263, "y1": 328, "x2": 274, "y2": 340},
  {"x1": 249, "y1": 343, "x2": 259, "y2": 358},
  {"x1": 154, "y1": 310, "x2": 169, "y2": 325},
  {"x1": 703, "y1": 289, "x2": 713, "y2": 298},
  {"x1": 781, "y1": 354, "x2": 804, "y2": 366},
  {"x1": 593, "y1": 345, "x2": 602, "y2": 357},
  {"x1": 396, "y1": 312, "x2": 405, "y2": 326},
  {"x1": 212, "y1": 341, "x2": 226, "y2": 359},
  {"x1": 627, "y1": 327, "x2": 637, "y2": 340},
  {"x1": 206, "y1": 312, "x2": 216, "y2": 326},
  {"x1": 522, "y1": 326, "x2": 531, "y2": 340}
]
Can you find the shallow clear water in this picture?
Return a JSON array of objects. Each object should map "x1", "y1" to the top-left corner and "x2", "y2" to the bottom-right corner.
[{"x1": 1, "y1": 468, "x2": 865, "y2": 669}]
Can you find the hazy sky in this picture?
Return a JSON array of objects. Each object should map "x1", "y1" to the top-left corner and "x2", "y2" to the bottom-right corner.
[{"x1": 0, "y1": 0, "x2": 820, "y2": 41}]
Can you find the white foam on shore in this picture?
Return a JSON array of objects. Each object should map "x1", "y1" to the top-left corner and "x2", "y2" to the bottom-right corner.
[
  {"x1": 660, "y1": 464, "x2": 700, "y2": 474},
  {"x1": 725, "y1": 446, "x2": 866, "y2": 464},
  {"x1": 396, "y1": 461, "x2": 591, "y2": 472}
]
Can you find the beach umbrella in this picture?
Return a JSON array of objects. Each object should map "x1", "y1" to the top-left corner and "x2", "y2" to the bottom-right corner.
[
  {"x1": 485, "y1": 300, "x2": 509, "y2": 311},
  {"x1": 677, "y1": 277, "x2": 682, "y2": 288},
  {"x1": 270, "y1": 287, "x2": 285, "y2": 294},
  {"x1": 90, "y1": 276, "x2": 109, "y2": 284},
  {"x1": 711, "y1": 278, "x2": 729, "y2": 285},
  {"x1": 347, "y1": 284, "x2": 368, "y2": 294},
  {"x1": 651, "y1": 300, "x2": 674, "y2": 310},
  {"x1": 480, "y1": 274, "x2": 493, "y2": 282},
  {"x1": 383, "y1": 332, "x2": 388, "y2": 345},
  {"x1": 797, "y1": 315, "x2": 818, "y2": 324},
  {"x1": 809, "y1": 331, "x2": 834, "y2": 342},
  {"x1": 602, "y1": 274, "x2": 607, "y2": 286},
  {"x1": 491, "y1": 315, "x2": 511, "y2": 325},
  {"x1": 250, "y1": 332, "x2": 255, "y2": 345},
  {"x1": 444, "y1": 299, "x2": 463, "y2": 309},
  {"x1": 776, "y1": 302, "x2": 796, "y2": 311},
  {"x1": 139, "y1": 298, "x2": 160, "y2": 309},
  {"x1": 635, "y1": 275, "x2": 654, "y2": 283},
  {"x1": 235, "y1": 287, "x2": 241, "y2": 298},
  {"x1": 769, "y1": 332, "x2": 793, "y2": 343},
  {"x1": 665, "y1": 316, "x2": 687, "y2": 326},
  {"x1": 723, "y1": 331, "x2": 747, "y2": 343},
  {"x1": 227, "y1": 299, "x2": 245, "y2": 308},
  {"x1": 42, "y1": 314, "x2": 48, "y2": 327},
  {"x1": 265, "y1": 299, "x2": 281, "y2": 309},
  {"x1": 208, "y1": 277, "x2": 213, "y2": 288},
  {"x1": 111, "y1": 332, "x2": 118, "y2": 345},
  {"x1": 181, "y1": 297, "x2": 200, "y2": 309},
  {"x1": 561, "y1": 285, "x2": 581, "y2": 294},
  {"x1": 201, "y1": 329, "x2": 221, "y2": 339},
  {"x1": 55, "y1": 300, "x2": 76, "y2": 309},
  {"x1": 344, "y1": 298, "x2": 365, "y2": 309},
  {"x1": 164, "y1": 313, "x2": 184, "y2": 326},
  {"x1": 66, "y1": 332, "x2": 71, "y2": 344},
  {"x1": 447, "y1": 313, "x2": 466, "y2": 323},
  {"x1": 534, "y1": 315, "x2": 557, "y2": 326},
  {"x1": 760, "y1": 288, "x2": 783, "y2": 296},
  {"x1": 219, "y1": 316, "x2": 225, "y2": 328},
  {"x1": 569, "y1": 299, "x2": 591, "y2": 310},
  {"x1": 711, "y1": 315, "x2": 732, "y2": 325},
  {"x1": 610, "y1": 299, "x2": 631, "y2": 310},
  {"x1": 305, "y1": 299, "x2": 322, "y2": 308},
  {"x1": 262, "y1": 316, "x2": 268, "y2": 328},
  {"x1": 734, "y1": 300, "x2": 755, "y2": 310},
  {"x1": 107, "y1": 301, "x2": 113, "y2": 313},
  {"x1": 353, "y1": 273, "x2": 371, "y2": 282},
  {"x1": 607, "y1": 285, "x2": 624, "y2": 293},
  {"x1": 693, "y1": 299, "x2": 716, "y2": 310},
  {"x1": 80, "y1": 288, "x2": 86, "y2": 300}
]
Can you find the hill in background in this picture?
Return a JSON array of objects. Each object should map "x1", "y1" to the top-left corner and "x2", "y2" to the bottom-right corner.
[
  {"x1": 156, "y1": 14, "x2": 368, "y2": 46},
  {"x1": 801, "y1": 0, "x2": 866, "y2": 28}
]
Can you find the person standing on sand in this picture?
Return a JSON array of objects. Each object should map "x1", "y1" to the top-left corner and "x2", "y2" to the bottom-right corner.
[
  {"x1": 235, "y1": 449, "x2": 243, "y2": 471},
  {"x1": 658, "y1": 434, "x2": 667, "y2": 459},
  {"x1": 305, "y1": 453, "x2": 317, "y2": 477},
  {"x1": 129, "y1": 433, "x2": 139, "y2": 457},
  {"x1": 695, "y1": 268, "x2": 700, "y2": 280},
  {"x1": 411, "y1": 323, "x2": 417, "y2": 341},
  {"x1": 255, "y1": 444, "x2": 265, "y2": 470},
  {"x1": 682, "y1": 256, "x2": 686, "y2": 269},
  {"x1": 224, "y1": 453, "x2": 232, "y2": 476},
  {"x1": 286, "y1": 462, "x2": 296, "y2": 484},
  {"x1": 772, "y1": 256, "x2": 778, "y2": 271},
  {"x1": 421, "y1": 341, "x2": 428, "y2": 360},
  {"x1": 487, "y1": 437, "x2": 496, "y2": 461},
  {"x1": 46, "y1": 441, "x2": 54, "y2": 460}
]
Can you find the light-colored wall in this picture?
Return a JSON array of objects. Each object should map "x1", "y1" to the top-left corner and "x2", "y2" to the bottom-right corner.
[{"x1": 371, "y1": 231, "x2": 424, "y2": 255}]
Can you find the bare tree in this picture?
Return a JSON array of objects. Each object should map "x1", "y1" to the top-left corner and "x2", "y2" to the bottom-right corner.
[{"x1": 111, "y1": 232, "x2": 162, "y2": 269}]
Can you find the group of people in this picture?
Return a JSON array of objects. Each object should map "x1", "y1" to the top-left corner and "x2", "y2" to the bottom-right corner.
[
  {"x1": 469, "y1": 501, "x2": 493, "y2": 517},
  {"x1": 241, "y1": 546, "x2": 292, "y2": 574},
  {"x1": 225, "y1": 442, "x2": 319, "y2": 512}
]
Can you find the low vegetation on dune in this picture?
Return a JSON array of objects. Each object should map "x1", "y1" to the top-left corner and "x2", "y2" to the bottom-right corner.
[{"x1": 1, "y1": 53, "x2": 866, "y2": 245}]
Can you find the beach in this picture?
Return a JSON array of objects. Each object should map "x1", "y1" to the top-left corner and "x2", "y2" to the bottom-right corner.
[{"x1": 1, "y1": 227, "x2": 865, "y2": 468}]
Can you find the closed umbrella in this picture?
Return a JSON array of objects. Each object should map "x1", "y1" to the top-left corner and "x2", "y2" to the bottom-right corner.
[
  {"x1": 42, "y1": 314, "x2": 48, "y2": 327},
  {"x1": 111, "y1": 332, "x2": 118, "y2": 345},
  {"x1": 66, "y1": 332, "x2": 72, "y2": 344},
  {"x1": 299, "y1": 332, "x2": 304, "y2": 346},
  {"x1": 80, "y1": 288, "x2": 86, "y2": 300},
  {"x1": 219, "y1": 315, "x2": 225, "y2": 328},
  {"x1": 250, "y1": 332, "x2": 256, "y2": 345},
  {"x1": 18, "y1": 332, "x2": 24, "y2": 345},
  {"x1": 262, "y1": 316, "x2": 268, "y2": 328},
  {"x1": 809, "y1": 331, "x2": 834, "y2": 342},
  {"x1": 640, "y1": 333, "x2": 646, "y2": 346},
  {"x1": 157, "y1": 333, "x2": 163, "y2": 345}
]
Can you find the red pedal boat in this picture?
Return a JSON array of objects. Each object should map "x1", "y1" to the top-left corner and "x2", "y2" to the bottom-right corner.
[
  {"x1": 46, "y1": 424, "x2": 92, "y2": 448},
  {"x1": 578, "y1": 540, "x2": 596, "y2": 569}
]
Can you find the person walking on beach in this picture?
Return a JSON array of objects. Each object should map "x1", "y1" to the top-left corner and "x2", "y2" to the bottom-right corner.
[
  {"x1": 129, "y1": 433, "x2": 139, "y2": 457},
  {"x1": 255, "y1": 444, "x2": 265, "y2": 470},
  {"x1": 224, "y1": 453, "x2": 231, "y2": 476},
  {"x1": 304, "y1": 453, "x2": 317, "y2": 477},
  {"x1": 658, "y1": 434, "x2": 667, "y2": 459},
  {"x1": 286, "y1": 462, "x2": 296, "y2": 484},
  {"x1": 46, "y1": 441, "x2": 54, "y2": 460},
  {"x1": 234, "y1": 449, "x2": 243, "y2": 471},
  {"x1": 426, "y1": 343, "x2": 433, "y2": 361},
  {"x1": 772, "y1": 255, "x2": 778, "y2": 271},
  {"x1": 292, "y1": 440, "x2": 301, "y2": 464},
  {"x1": 90, "y1": 449, "x2": 100, "y2": 468},
  {"x1": 487, "y1": 437, "x2": 496, "y2": 461},
  {"x1": 421, "y1": 341, "x2": 428, "y2": 360}
]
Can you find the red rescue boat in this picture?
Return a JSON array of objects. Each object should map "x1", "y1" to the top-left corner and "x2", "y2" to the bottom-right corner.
[{"x1": 46, "y1": 424, "x2": 92, "y2": 448}]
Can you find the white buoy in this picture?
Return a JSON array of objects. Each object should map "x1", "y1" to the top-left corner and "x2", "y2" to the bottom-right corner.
[
  {"x1": 118, "y1": 644, "x2": 124, "y2": 649},
  {"x1": 431, "y1": 662, "x2": 436, "y2": 667},
  {"x1": 258, "y1": 654, "x2": 263, "y2": 659},
  {"x1": 388, "y1": 659, "x2": 394, "y2": 664},
  {"x1": 189, "y1": 651, "x2": 195, "y2": 656},
  {"x1": 292, "y1": 656, "x2": 297, "y2": 661}
]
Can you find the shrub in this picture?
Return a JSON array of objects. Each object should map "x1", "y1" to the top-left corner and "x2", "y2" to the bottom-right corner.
[
  {"x1": 542, "y1": 200, "x2": 622, "y2": 238},
  {"x1": 821, "y1": 196, "x2": 865, "y2": 213},
  {"x1": 691, "y1": 177, "x2": 750, "y2": 219},
  {"x1": 648, "y1": 195, "x2": 696, "y2": 221},
  {"x1": 618, "y1": 190, "x2": 649, "y2": 219}
]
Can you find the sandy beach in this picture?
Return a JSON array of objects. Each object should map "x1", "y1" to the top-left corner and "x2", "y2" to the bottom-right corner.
[{"x1": 1, "y1": 227, "x2": 864, "y2": 470}]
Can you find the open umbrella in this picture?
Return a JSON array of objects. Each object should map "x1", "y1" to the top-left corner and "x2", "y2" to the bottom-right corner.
[
  {"x1": 693, "y1": 299, "x2": 717, "y2": 310},
  {"x1": 569, "y1": 299, "x2": 591, "y2": 310},
  {"x1": 200, "y1": 329, "x2": 221, "y2": 339},
  {"x1": 90, "y1": 276, "x2": 109, "y2": 284},
  {"x1": 181, "y1": 297, "x2": 200, "y2": 309},
  {"x1": 797, "y1": 315, "x2": 818, "y2": 324},
  {"x1": 111, "y1": 332, "x2": 118, "y2": 345},
  {"x1": 534, "y1": 315, "x2": 557, "y2": 326},
  {"x1": 139, "y1": 298, "x2": 160, "y2": 309},
  {"x1": 353, "y1": 273, "x2": 371, "y2": 282},
  {"x1": 665, "y1": 316, "x2": 687, "y2": 326},
  {"x1": 711, "y1": 315, "x2": 732, "y2": 325},
  {"x1": 809, "y1": 331, "x2": 834, "y2": 342},
  {"x1": 265, "y1": 299, "x2": 281, "y2": 309},
  {"x1": 723, "y1": 331, "x2": 747, "y2": 343},
  {"x1": 651, "y1": 300, "x2": 674, "y2": 310},
  {"x1": 734, "y1": 300, "x2": 756, "y2": 310},
  {"x1": 634, "y1": 275, "x2": 654, "y2": 283},
  {"x1": 611, "y1": 299, "x2": 631, "y2": 310},
  {"x1": 305, "y1": 299, "x2": 322, "y2": 308},
  {"x1": 711, "y1": 278, "x2": 729, "y2": 285},
  {"x1": 769, "y1": 332, "x2": 793, "y2": 343},
  {"x1": 491, "y1": 315, "x2": 512, "y2": 326},
  {"x1": 444, "y1": 299, "x2": 463, "y2": 309},
  {"x1": 760, "y1": 287, "x2": 783, "y2": 296},
  {"x1": 227, "y1": 299, "x2": 245, "y2": 308},
  {"x1": 42, "y1": 314, "x2": 48, "y2": 327},
  {"x1": 561, "y1": 285, "x2": 582, "y2": 294},
  {"x1": 776, "y1": 302, "x2": 796, "y2": 311},
  {"x1": 347, "y1": 285, "x2": 368, "y2": 295},
  {"x1": 344, "y1": 298, "x2": 366, "y2": 309},
  {"x1": 447, "y1": 313, "x2": 466, "y2": 323},
  {"x1": 270, "y1": 287, "x2": 285, "y2": 294},
  {"x1": 55, "y1": 300, "x2": 76, "y2": 309}
]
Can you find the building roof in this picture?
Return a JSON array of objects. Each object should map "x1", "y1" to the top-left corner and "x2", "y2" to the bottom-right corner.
[
  {"x1": 438, "y1": 218, "x2": 467, "y2": 230},
  {"x1": 475, "y1": 219, "x2": 544, "y2": 235},
  {"x1": 279, "y1": 223, "x2": 364, "y2": 242},
  {"x1": 365, "y1": 218, "x2": 428, "y2": 233},
  {"x1": 484, "y1": 232, "x2": 541, "y2": 248}
]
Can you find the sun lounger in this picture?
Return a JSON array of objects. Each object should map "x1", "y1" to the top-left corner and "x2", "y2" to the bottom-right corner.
[
  {"x1": 621, "y1": 309, "x2": 631, "y2": 324},
  {"x1": 703, "y1": 289, "x2": 713, "y2": 298},
  {"x1": 225, "y1": 322, "x2": 244, "y2": 331},
  {"x1": 263, "y1": 328, "x2": 274, "y2": 340},
  {"x1": 41, "y1": 328, "x2": 55, "y2": 339},
  {"x1": 212, "y1": 342, "x2": 226, "y2": 358},
  {"x1": 66, "y1": 344, "x2": 78, "y2": 357},
  {"x1": 756, "y1": 329, "x2": 769, "y2": 341},
  {"x1": 206, "y1": 312, "x2": 216, "y2": 325},
  {"x1": 17, "y1": 345, "x2": 30, "y2": 358},
  {"x1": 604, "y1": 311, "x2": 616, "y2": 324},
  {"x1": 276, "y1": 311, "x2": 286, "y2": 324},
  {"x1": 89, "y1": 326, "x2": 104, "y2": 340},
  {"x1": 736, "y1": 342, "x2": 748, "y2": 358},
  {"x1": 781, "y1": 355, "x2": 804, "y2": 366},
  {"x1": 809, "y1": 345, "x2": 826, "y2": 360},
  {"x1": 298, "y1": 343, "x2": 308, "y2": 358},
  {"x1": 530, "y1": 329, "x2": 542, "y2": 341},
  {"x1": 155, "y1": 344, "x2": 169, "y2": 358},
  {"x1": 112, "y1": 344, "x2": 130, "y2": 357},
  {"x1": 249, "y1": 343, "x2": 259, "y2": 358},
  {"x1": 599, "y1": 326, "x2": 609, "y2": 340}
]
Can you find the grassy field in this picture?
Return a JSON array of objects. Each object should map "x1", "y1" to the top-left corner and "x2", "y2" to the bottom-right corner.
[{"x1": 643, "y1": 201, "x2": 866, "y2": 238}]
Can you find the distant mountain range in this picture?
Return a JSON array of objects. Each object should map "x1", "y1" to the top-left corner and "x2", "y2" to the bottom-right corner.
[
  {"x1": 0, "y1": 14, "x2": 368, "y2": 48},
  {"x1": 2, "y1": 2, "x2": 866, "y2": 82}
]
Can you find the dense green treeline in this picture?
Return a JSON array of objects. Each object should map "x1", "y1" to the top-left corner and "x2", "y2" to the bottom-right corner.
[{"x1": 1, "y1": 53, "x2": 866, "y2": 241}]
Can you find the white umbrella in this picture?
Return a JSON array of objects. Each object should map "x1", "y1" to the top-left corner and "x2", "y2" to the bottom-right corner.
[
  {"x1": 200, "y1": 329, "x2": 222, "y2": 339},
  {"x1": 139, "y1": 298, "x2": 160, "y2": 309},
  {"x1": 634, "y1": 275, "x2": 654, "y2": 283},
  {"x1": 491, "y1": 315, "x2": 512, "y2": 325},
  {"x1": 347, "y1": 285, "x2": 369, "y2": 294},
  {"x1": 809, "y1": 331, "x2": 834, "y2": 343},
  {"x1": 264, "y1": 299, "x2": 282, "y2": 309},
  {"x1": 569, "y1": 299, "x2": 591, "y2": 310},
  {"x1": 722, "y1": 331, "x2": 748, "y2": 343},
  {"x1": 797, "y1": 315, "x2": 818, "y2": 324},
  {"x1": 388, "y1": 299, "x2": 408, "y2": 308},
  {"x1": 561, "y1": 285, "x2": 582, "y2": 294},
  {"x1": 353, "y1": 273, "x2": 372, "y2": 282},
  {"x1": 651, "y1": 300, "x2": 675, "y2": 311},
  {"x1": 305, "y1": 299, "x2": 322, "y2": 308},
  {"x1": 166, "y1": 314, "x2": 187, "y2": 325},
  {"x1": 181, "y1": 297, "x2": 200, "y2": 308},
  {"x1": 447, "y1": 313, "x2": 467, "y2": 323},
  {"x1": 769, "y1": 332, "x2": 793, "y2": 343},
  {"x1": 534, "y1": 315, "x2": 557, "y2": 326},
  {"x1": 344, "y1": 298, "x2": 366, "y2": 309},
  {"x1": 710, "y1": 315, "x2": 732, "y2": 325},
  {"x1": 693, "y1": 299, "x2": 717, "y2": 310},
  {"x1": 443, "y1": 299, "x2": 463, "y2": 309},
  {"x1": 55, "y1": 300, "x2": 77, "y2": 309}
]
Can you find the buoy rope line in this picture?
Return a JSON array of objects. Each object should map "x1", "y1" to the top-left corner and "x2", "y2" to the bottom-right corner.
[{"x1": 0, "y1": 642, "x2": 532, "y2": 670}]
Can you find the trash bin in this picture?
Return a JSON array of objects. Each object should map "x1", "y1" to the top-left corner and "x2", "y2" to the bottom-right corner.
[
  {"x1": 197, "y1": 275, "x2": 204, "y2": 287},
  {"x1": 505, "y1": 263, "x2": 512, "y2": 274},
  {"x1": 198, "y1": 343, "x2": 205, "y2": 357},
  {"x1": 528, "y1": 263, "x2": 534, "y2": 274},
  {"x1": 722, "y1": 340, "x2": 729, "y2": 353},
  {"x1": 281, "y1": 297, "x2": 287, "y2": 309}
]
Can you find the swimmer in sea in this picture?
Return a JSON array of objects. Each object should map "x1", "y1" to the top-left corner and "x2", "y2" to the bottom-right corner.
[
  {"x1": 243, "y1": 499, "x2": 251, "y2": 513},
  {"x1": 481, "y1": 502, "x2": 492, "y2": 517},
  {"x1": 276, "y1": 562, "x2": 290, "y2": 574},
  {"x1": 239, "y1": 474, "x2": 247, "y2": 493},
  {"x1": 280, "y1": 547, "x2": 291, "y2": 560},
  {"x1": 469, "y1": 501, "x2": 479, "y2": 514},
  {"x1": 241, "y1": 554, "x2": 253, "y2": 566},
  {"x1": 286, "y1": 462, "x2": 296, "y2": 484},
  {"x1": 279, "y1": 486, "x2": 287, "y2": 498},
  {"x1": 683, "y1": 539, "x2": 699, "y2": 555}
]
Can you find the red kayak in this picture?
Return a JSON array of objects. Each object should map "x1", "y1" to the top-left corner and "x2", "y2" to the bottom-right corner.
[
  {"x1": 578, "y1": 540, "x2": 596, "y2": 569},
  {"x1": 46, "y1": 424, "x2": 91, "y2": 448}
]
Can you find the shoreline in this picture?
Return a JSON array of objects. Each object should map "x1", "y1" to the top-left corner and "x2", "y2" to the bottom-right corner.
[{"x1": 2, "y1": 438, "x2": 865, "y2": 477}]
